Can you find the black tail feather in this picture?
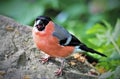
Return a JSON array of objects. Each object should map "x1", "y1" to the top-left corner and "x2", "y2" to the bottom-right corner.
[{"x1": 79, "y1": 44, "x2": 107, "y2": 57}]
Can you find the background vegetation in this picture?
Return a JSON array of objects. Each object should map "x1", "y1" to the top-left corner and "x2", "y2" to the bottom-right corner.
[{"x1": 0, "y1": 0, "x2": 120, "y2": 78}]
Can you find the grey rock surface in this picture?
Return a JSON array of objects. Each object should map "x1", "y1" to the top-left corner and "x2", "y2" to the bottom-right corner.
[{"x1": 0, "y1": 15, "x2": 98, "y2": 79}]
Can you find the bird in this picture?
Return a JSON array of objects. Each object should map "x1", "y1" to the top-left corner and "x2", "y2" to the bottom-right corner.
[{"x1": 32, "y1": 16, "x2": 107, "y2": 76}]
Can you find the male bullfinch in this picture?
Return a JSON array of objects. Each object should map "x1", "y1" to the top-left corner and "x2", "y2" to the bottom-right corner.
[{"x1": 32, "y1": 16, "x2": 107, "y2": 76}]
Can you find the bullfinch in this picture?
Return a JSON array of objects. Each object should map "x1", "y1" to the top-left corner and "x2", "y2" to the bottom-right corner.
[{"x1": 32, "y1": 16, "x2": 107, "y2": 76}]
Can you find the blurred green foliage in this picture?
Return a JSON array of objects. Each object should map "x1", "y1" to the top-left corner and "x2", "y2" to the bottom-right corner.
[{"x1": 0, "y1": 0, "x2": 120, "y2": 78}]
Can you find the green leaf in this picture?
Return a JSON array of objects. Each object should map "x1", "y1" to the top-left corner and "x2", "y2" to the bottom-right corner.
[
  {"x1": 86, "y1": 23, "x2": 106, "y2": 34},
  {"x1": 109, "y1": 52, "x2": 120, "y2": 60},
  {"x1": 0, "y1": 0, "x2": 44, "y2": 25},
  {"x1": 112, "y1": 19, "x2": 120, "y2": 40}
]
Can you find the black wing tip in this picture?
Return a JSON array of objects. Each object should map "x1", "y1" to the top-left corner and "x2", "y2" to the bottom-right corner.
[
  {"x1": 101, "y1": 53, "x2": 107, "y2": 57},
  {"x1": 79, "y1": 44, "x2": 107, "y2": 57},
  {"x1": 89, "y1": 49, "x2": 107, "y2": 57},
  {"x1": 89, "y1": 50, "x2": 107, "y2": 57},
  {"x1": 90, "y1": 50, "x2": 107, "y2": 57},
  {"x1": 99, "y1": 53, "x2": 107, "y2": 57}
]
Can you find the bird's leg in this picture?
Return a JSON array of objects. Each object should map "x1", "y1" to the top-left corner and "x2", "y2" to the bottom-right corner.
[
  {"x1": 40, "y1": 54, "x2": 50, "y2": 64},
  {"x1": 55, "y1": 58, "x2": 65, "y2": 76}
]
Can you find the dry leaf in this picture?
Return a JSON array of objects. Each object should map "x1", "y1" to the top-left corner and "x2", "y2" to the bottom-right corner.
[
  {"x1": 69, "y1": 61, "x2": 76, "y2": 66},
  {"x1": 73, "y1": 53, "x2": 86, "y2": 62},
  {"x1": 73, "y1": 53, "x2": 81, "y2": 59},
  {"x1": 97, "y1": 67, "x2": 106, "y2": 74},
  {"x1": 77, "y1": 56, "x2": 86, "y2": 63}
]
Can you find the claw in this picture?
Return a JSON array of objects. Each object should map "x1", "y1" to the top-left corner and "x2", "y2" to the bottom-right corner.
[
  {"x1": 55, "y1": 68, "x2": 63, "y2": 76},
  {"x1": 39, "y1": 55, "x2": 50, "y2": 64},
  {"x1": 40, "y1": 57, "x2": 50, "y2": 64},
  {"x1": 54, "y1": 58, "x2": 65, "y2": 76}
]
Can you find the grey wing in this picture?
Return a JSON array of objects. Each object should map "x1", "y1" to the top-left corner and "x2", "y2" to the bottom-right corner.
[{"x1": 53, "y1": 23, "x2": 72, "y2": 45}]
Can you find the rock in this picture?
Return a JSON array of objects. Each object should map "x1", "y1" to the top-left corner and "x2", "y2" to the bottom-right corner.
[{"x1": 0, "y1": 15, "x2": 99, "y2": 79}]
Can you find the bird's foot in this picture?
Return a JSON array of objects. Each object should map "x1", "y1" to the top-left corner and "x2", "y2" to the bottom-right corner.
[
  {"x1": 55, "y1": 68, "x2": 63, "y2": 76},
  {"x1": 40, "y1": 56, "x2": 50, "y2": 64}
]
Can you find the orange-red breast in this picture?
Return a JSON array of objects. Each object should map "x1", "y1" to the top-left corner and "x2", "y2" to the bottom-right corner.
[{"x1": 32, "y1": 16, "x2": 106, "y2": 76}]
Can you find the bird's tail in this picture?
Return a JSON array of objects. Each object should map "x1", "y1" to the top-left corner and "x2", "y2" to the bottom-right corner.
[{"x1": 79, "y1": 44, "x2": 107, "y2": 57}]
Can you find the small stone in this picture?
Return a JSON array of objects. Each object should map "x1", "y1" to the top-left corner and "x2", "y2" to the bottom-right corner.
[
  {"x1": 0, "y1": 70, "x2": 5, "y2": 75},
  {"x1": 5, "y1": 26, "x2": 14, "y2": 31},
  {"x1": 23, "y1": 75, "x2": 31, "y2": 79},
  {"x1": 88, "y1": 69, "x2": 98, "y2": 75}
]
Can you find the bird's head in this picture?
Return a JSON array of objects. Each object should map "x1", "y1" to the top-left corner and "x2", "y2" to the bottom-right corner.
[{"x1": 34, "y1": 16, "x2": 52, "y2": 31}]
